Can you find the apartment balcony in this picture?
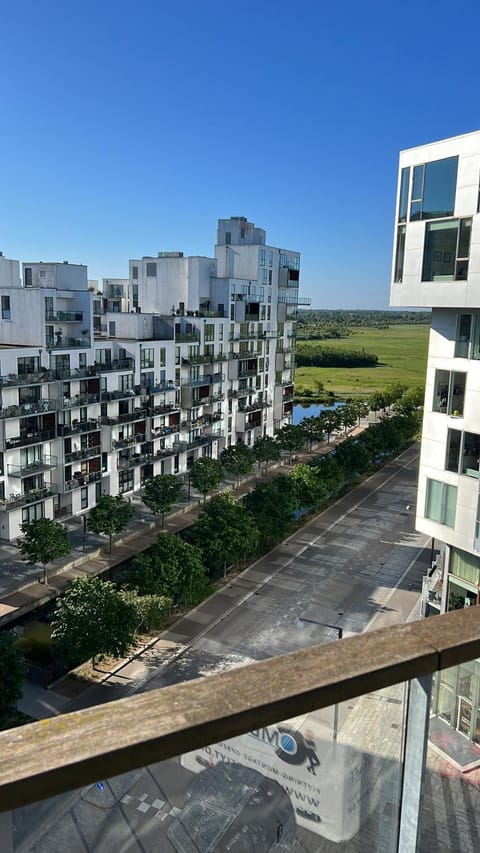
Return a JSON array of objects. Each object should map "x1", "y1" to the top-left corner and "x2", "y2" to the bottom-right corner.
[
  {"x1": 94, "y1": 358, "x2": 135, "y2": 373},
  {"x1": 277, "y1": 295, "x2": 312, "y2": 306},
  {"x1": 1, "y1": 399, "x2": 57, "y2": 418},
  {"x1": 112, "y1": 434, "x2": 146, "y2": 450},
  {"x1": 61, "y1": 393, "x2": 99, "y2": 409},
  {"x1": 100, "y1": 408, "x2": 148, "y2": 427},
  {"x1": 117, "y1": 452, "x2": 153, "y2": 470},
  {"x1": 182, "y1": 354, "x2": 214, "y2": 365},
  {"x1": 150, "y1": 383, "x2": 177, "y2": 394},
  {"x1": 228, "y1": 387, "x2": 251, "y2": 399},
  {"x1": 58, "y1": 420, "x2": 100, "y2": 437},
  {"x1": 151, "y1": 425, "x2": 179, "y2": 438},
  {"x1": 64, "y1": 472, "x2": 101, "y2": 491},
  {"x1": 64, "y1": 445, "x2": 101, "y2": 464},
  {"x1": 3, "y1": 608, "x2": 479, "y2": 853},
  {"x1": 175, "y1": 333, "x2": 200, "y2": 343},
  {"x1": 48, "y1": 336, "x2": 91, "y2": 350},
  {"x1": 5, "y1": 429, "x2": 56, "y2": 449},
  {"x1": 238, "y1": 399, "x2": 270, "y2": 413},
  {"x1": 7, "y1": 456, "x2": 57, "y2": 478},
  {"x1": 172, "y1": 436, "x2": 212, "y2": 453},
  {"x1": 1, "y1": 485, "x2": 56, "y2": 510},
  {"x1": 45, "y1": 310, "x2": 84, "y2": 322},
  {"x1": 150, "y1": 403, "x2": 180, "y2": 417},
  {"x1": 238, "y1": 367, "x2": 257, "y2": 379}
]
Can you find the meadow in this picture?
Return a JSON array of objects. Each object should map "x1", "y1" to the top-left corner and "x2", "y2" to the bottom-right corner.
[{"x1": 294, "y1": 324, "x2": 430, "y2": 398}]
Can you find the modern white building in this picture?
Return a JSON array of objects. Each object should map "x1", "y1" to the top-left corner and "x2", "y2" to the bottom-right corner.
[
  {"x1": 390, "y1": 130, "x2": 480, "y2": 744},
  {"x1": 0, "y1": 218, "x2": 307, "y2": 542}
]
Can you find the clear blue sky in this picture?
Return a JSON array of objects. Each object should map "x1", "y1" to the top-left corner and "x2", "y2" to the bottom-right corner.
[{"x1": 1, "y1": 0, "x2": 479, "y2": 308}]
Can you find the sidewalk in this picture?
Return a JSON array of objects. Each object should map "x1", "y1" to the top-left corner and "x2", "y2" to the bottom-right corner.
[{"x1": 0, "y1": 419, "x2": 371, "y2": 628}]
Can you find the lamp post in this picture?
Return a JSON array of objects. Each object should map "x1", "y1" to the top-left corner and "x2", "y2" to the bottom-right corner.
[{"x1": 296, "y1": 615, "x2": 343, "y2": 743}]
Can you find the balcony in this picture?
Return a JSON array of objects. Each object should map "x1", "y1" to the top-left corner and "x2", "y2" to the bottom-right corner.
[
  {"x1": 176, "y1": 333, "x2": 200, "y2": 343},
  {"x1": 5, "y1": 429, "x2": 56, "y2": 449},
  {"x1": 101, "y1": 408, "x2": 148, "y2": 426},
  {"x1": 48, "y1": 336, "x2": 91, "y2": 349},
  {"x1": 112, "y1": 434, "x2": 146, "y2": 450},
  {"x1": 64, "y1": 445, "x2": 101, "y2": 464},
  {"x1": 182, "y1": 354, "x2": 214, "y2": 365},
  {"x1": 239, "y1": 399, "x2": 270, "y2": 413},
  {"x1": 150, "y1": 402, "x2": 180, "y2": 416},
  {"x1": 58, "y1": 420, "x2": 100, "y2": 437},
  {"x1": 1, "y1": 485, "x2": 56, "y2": 510},
  {"x1": 61, "y1": 393, "x2": 99, "y2": 409},
  {"x1": 277, "y1": 295, "x2": 312, "y2": 305},
  {"x1": 238, "y1": 367, "x2": 257, "y2": 379},
  {"x1": 45, "y1": 310, "x2": 84, "y2": 322},
  {"x1": 172, "y1": 435, "x2": 212, "y2": 453},
  {"x1": 94, "y1": 358, "x2": 135, "y2": 373},
  {"x1": 150, "y1": 383, "x2": 177, "y2": 394},
  {"x1": 7, "y1": 456, "x2": 57, "y2": 478},
  {"x1": 64, "y1": 472, "x2": 101, "y2": 491},
  {"x1": 2, "y1": 608, "x2": 480, "y2": 853},
  {"x1": 151, "y1": 425, "x2": 179, "y2": 438},
  {"x1": 1, "y1": 399, "x2": 57, "y2": 418},
  {"x1": 117, "y1": 453, "x2": 153, "y2": 470}
]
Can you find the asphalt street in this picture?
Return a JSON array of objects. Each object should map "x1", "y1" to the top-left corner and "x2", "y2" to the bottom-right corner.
[{"x1": 12, "y1": 445, "x2": 431, "y2": 853}]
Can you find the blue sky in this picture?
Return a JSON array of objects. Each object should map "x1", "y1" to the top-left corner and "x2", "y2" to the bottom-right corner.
[{"x1": 1, "y1": 0, "x2": 479, "y2": 308}]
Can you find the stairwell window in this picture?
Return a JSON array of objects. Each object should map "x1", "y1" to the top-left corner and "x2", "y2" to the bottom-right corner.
[{"x1": 425, "y1": 479, "x2": 457, "y2": 527}]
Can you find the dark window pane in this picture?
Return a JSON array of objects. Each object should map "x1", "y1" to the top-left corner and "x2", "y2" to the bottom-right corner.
[
  {"x1": 455, "y1": 314, "x2": 472, "y2": 357},
  {"x1": 433, "y1": 370, "x2": 450, "y2": 412},
  {"x1": 394, "y1": 225, "x2": 406, "y2": 282},
  {"x1": 410, "y1": 200, "x2": 422, "y2": 221},
  {"x1": 452, "y1": 372, "x2": 466, "y2": 416},
  {"x1": 458, "y1": 218, "x2": 472, "y2": 258},
  {"x1": 422, "y1": 157, "x2": 458, "y2": 219},
  {"x1": 398, "y1": 168, "x2": 410, "y2": 222},
  {"x1": 412, "y1": 164, "x2": 424, "y2": 200},
  {"x1": 455, "y1": 260, "x2": 469, "y2": 281},
  {"x1": 146, "y1": 263, "x2": 157, "y2": 277},
  {"x1": 446, "y1": 429, "x2": 461, "y2": 472}
]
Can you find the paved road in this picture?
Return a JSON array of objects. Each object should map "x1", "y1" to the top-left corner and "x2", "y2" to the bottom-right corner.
[{"x1": 13, "y1": 446, "x2": 432, "y2": 852}]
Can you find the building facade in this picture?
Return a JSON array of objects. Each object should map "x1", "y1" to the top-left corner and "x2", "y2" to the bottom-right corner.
[
  {"x1": 0, "y1": 218, "x2": 307, "y2": 542},
  {"x1": 390, "y1": 131, "x2": 480, "y2": 744}
]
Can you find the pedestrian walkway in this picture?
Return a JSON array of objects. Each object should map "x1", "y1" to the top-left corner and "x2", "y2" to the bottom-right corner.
[{"x1": 0, "y1": 418, "x2": 372, "y2": 628}]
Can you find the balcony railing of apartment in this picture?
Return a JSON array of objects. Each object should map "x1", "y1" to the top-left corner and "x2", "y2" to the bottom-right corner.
[
  {"x1": 150, "y1": 383, "x2": 177, "y2": 394},
  {"x1": 283, "y1": 393, "x2": 294, "y2": 403},
  {"x1": 7, "y1": 456, "x2": 57, "y2": 478},
  {"x1": 117, "y1": 452, "x2": 153, "y2": 470},
  {"x1": 48, "y1": 337, "x2": 91, "y2": 350},
  {"x1": 94, "y1": 359, "x2": 135, "y2": 373},
  {"x1": 5, "y1": 429, "x2": 56, "y2": 449},
  {"x1": 175, "y1": 333, "x2": 201, "y2": 343},
  {"x1": 64, "y1": 472, "x2": 101, "y2": 491},
  {"x1": 100, "y1": 409, "x2": 148, "y2": 427},
  {"x1": 2, "y1": 607, "x2": 480, "y2": 853},
  {"x1": 182, "y1": 354, "x2": 214, "y2": 366},
  {"x1": 277, "y1": 295, "x2": 312, "y2": 305},
  {"x1": 1, "y1": 485, "x2": 57, "y2": 510},
  {"x1": 172, "y1": 436, "x2": 212, "y2": 453},
  {"x1": 238, "y1": 368, "x2": 258, "y2": 379},
  {"x1": 199, "y1": 392, "x2": 225, "y2": 405},
  {"x1": 228, "y1": 387, "x2": 251, "y2": 399},
  {"x1": 101, "y1": 389, "x2": 135, "y2": 402},
  {"x1": 57, "y1": 420, "x2": 100, "y2": 437},
  {"x1": 1, "y1": 399, "x2": 57, "y2": 418},
  {"x1": 45, "y1": 311, "x2": 84, "y2": 322},
  {"x1": 112, "y1": 434, "x2": 146, "y2": 450},
  {"x1": 239, "y1": 400, "x2": 270, "y2": 413},
  {"x1": 150, "y1": 403, "x2": 180, "y2": 416},
  {"x1": 151, "y1": 425, "x2": 179, "y2": 438},
  {"x1": 62, "y1": 393, "x2": 99, "y2": 408},
  {"x1": 64, "y1": 445, "x2": 101, "y2": 464}
]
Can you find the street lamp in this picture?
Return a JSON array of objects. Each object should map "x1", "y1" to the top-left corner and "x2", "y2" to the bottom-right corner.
[{"x1": 296, "y1": 614, "x2": 343, "y2": 743}]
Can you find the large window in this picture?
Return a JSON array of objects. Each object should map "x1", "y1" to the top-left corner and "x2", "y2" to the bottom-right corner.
[
  {"x1": 422, "y1": 218, "x2": 472, "y2": 282},
  {"x1": 410, "y1": 156, "x2": 458, "y2": 221},
  {"x1": 1, "y1": 295, "x2": 11, "y2": 320},
  {"x1": 140, "y1": 347, "x2": 154, "y2": 369},
  {"x1": 146, "y1": 263, "x2": 157, "y2": 277},
  {"x1": 446, "y1": 429, "x2": 480, "y2": 477},
  {"x1": 433, "y1": 370, "x2": 466, "y2": 415},
  {"x1": 455, "y1": 313, "x2": 480, "y2": 359},
  {"x1": 425, "y1": 478, "x2": 457, "y2": 527}
]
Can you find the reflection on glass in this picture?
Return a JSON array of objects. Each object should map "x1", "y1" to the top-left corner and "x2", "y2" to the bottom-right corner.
[
  {"x1": 398, "y1": 167, "x2": 410, "y2": 222},
  {"x1": 422, "y1": 157, "x2": 458, "y2": 219},
  {"x1": 422, "y1": 220, "x2": 458, "y2": 281},
  {"x1": 455, "y1": 313, "x2": 472, "y2": 357},
  {"x1": 394, "y1": 225, "x2": 406, "y2": 282},
  {"x1": 446, "y1": 428, "x2": 461, "y2": 472}
]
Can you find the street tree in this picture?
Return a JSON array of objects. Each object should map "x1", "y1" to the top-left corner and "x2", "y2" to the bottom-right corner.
[
  {"x1": 189, "y1": 492, "x2": 258, "y2": 578},
  {"x1": 142, "y1": 474, "x2": 183, "y2": 526},
  {"x1": 88, "y1": 494, "x2": 135, "y2": 552},
  {"x1": 19, "y1": 517, "x2": 71, "y2": 585},
  {"x1": 190, "y1": 457, "x2": 224, "y2": 504},
  {"x1": 368, "y1": 391, "x2": 387, "y2": 418},
  {"x1": 289, "y1": 463, "x2": 329, "y2": 511},
  {"x1": 275, "y1": 424, "x2": 305, "y2": 463},
  {"x1": 300, "y1": 417, "x2": 324, "y2": 451},
  {"x1": 51, "y1": 576, "x2": 137, "y2": 668},
  {"x1": 338, "y1": 404, "x2": 358, "y2": 435},
  {"x1": 119, "y1": 590, "x2": 172, "y2": 632},
  {"x1": 318, "y1": 408, "x2": 342, "y2": 444},
  {"x1": 244, "y1": 475, "x2": 296, "y2": 550},
  {"x1": 126, "y1": 533, "x2": 208, "y2": 605},
  {"x1": 335, "y1": 437, "x2": 372, "y2": 477},
  {"x1": 350, "y1": 399, "x2": 370, "y2": 425},
  {"x1": 253, "y1": 435, "x2": 281, "y2": 474},
  {"x1": 311, "y1": 455, "x2": 345, "y2": 496},
  {"x1": 0, "y1": 631, "x2": 26, "y2": 708},
  {"x1": 220, "y1": 443, "x2": 255, "y2": 488}
]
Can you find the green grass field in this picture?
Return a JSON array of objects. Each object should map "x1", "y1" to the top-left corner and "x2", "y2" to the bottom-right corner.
[{"x1": 295, "y1": 324, "x2": 430, "y2": 397}]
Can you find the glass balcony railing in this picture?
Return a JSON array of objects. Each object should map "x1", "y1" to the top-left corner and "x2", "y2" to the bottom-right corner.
[
  {"x1": 3, "y1": 609, "x2": 480, "y2": 852},
  {"x1": 48, "y1": 336, "x2": 91, "y2": 349},
  {"x1": 64, "y1": 445, "x2": 101, "y2": 464},
  {"x1": 5, "y1": 429, "x2": 56, "y2": 449},
  {"x1": 7, "y1": 455, "x2": 57, "y2": 477},
  {"x1": 64, "y1": 472, "x2": 101, "y2": 491},
  {"x1": 1, "y1": 485, "x2": 57, "y2": 510},
  {"x1": 57, "y1": 420, "x2": 100, "y2": 437},
  {"x1": 1, "y1": 399, "x2": 57, "y2": 418},
  {"x1": 45, "y1": 311, "x2": 84, "y2": 322}
]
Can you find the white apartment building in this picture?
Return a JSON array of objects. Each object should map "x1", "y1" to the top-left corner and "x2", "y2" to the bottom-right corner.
[
  {"x1": 390, "y1": 131, "x2": 480, "y2": 744},
  {"x1": 0, "y1": 218, "x2": 307, "y2": 542}
]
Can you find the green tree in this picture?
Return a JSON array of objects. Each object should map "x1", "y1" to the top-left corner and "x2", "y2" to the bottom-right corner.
[
  {"x1": 335, "y1": 437, "x2": 372, "y2": 477},
  {"x1": 300, "y1": 417, "x2": 324, "y2": 451},
  {"x1": 220, "y1": 443, "x2": 255, "y2": 488},
  {"x1": 253, "y1": 435, "x2": 281, "y2": 474},
  {"x1": 244, "y1": 475, "x2": 296, "y2": 550},
  {"x1": 88, "y1": 494, "x2": 135, "y2": 552},
  {"x1": 189, "y1": 493, "x2": 258, "y2": 578},
  {"x1": 51, "y1": 577, "x2": 137, "y2": 668},
  {"x1": 368, "y1": 391, "x2": 387, "y2": 417},
  {"x1": 311, "y1": 455, "x2": 345, "y2": 496},
  {"x1": 350, "y1": 399, "x2": 369, "y2": 425},
  {"x1": 338, "y1": 404, "x2": 357, "y2": 434},
  {"x1": 276, "y1": 424, "x2": 305, "y2": 463},
  {"x1": 394, "y1": 386, "x2": 425, "y2": 415},
  {"x1": 190, "y1": 457, "x2": 224, "y2": 504},
  {"x1": 119, "y1": 590, "x2": 172, "y2": 632},
  {"x1": 19, "y1": 517, "x2": 71, "y2": 585},
  {"x1": 319, "y1": 409, "x2": 342, "y2": 444},
  {"x1": 126, "y1": 533, "x2": 208, "y2": 605},
  {"x1": 0, "y1": 631, "x2": 26, "y2": 708},
  {"x1": 289, "y1": 464, "x2": 329, "y2": 510},
  {"x1": 142, "y1": 474, "x2": 183, "y2": 526}
]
